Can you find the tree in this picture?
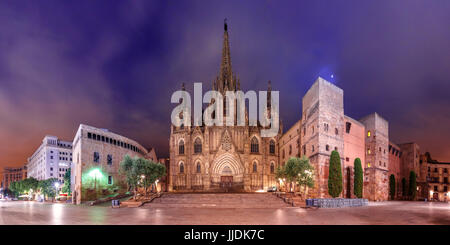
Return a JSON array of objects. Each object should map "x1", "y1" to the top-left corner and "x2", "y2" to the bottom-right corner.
[
  {"x1": 353, "y1": 158, "x2": 363, "y2": 198},
  {"x1": 141, "y1": 160, "x2": 167, "y2": 196},
  {"x1": 284, "y1": 157, "x2": 301, "y2": 192},
  {"x1": 389, "y1": 174, "x2": 396, "y2": 200},
  {"x1": 401, "y1": 177, "x2": 407, "y2": 197},
  {"x1": 9, "y1": 181, "x2": 19, "y2": 197},
  {"x1": 38, "y1": 178, "x2": 59, "y2": 201},
  {"x1": 296, "y1": 156, "x2": 315, "y2": 197},
  {"x1": 274, "y1": 166, "x2": 286, "y2": 191},
  {"x1": 328, "y1": 150, "x2": 343, "y2": 198},
  {"x1": 408, "y1": 171, "x2": 417, "y2": 200},
  {"x1": 119, "y1": 155, "x2": 141, "y2": 200},
  {"x1": 62, "y1": 169, "x2": 71, "y2": 195}
]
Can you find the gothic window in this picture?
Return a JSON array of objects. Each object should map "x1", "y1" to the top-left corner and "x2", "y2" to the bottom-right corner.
[
  {"x1": 93, "y1": 152, "x2": 99, "y2": 163},
  {"x1": 289, "y1": 145, "x2": 292, "y2": 154},
  {"x1": 269, "y1": 140, "x2": 275, "y2": 154},
  {"x1": 270, "y1": 162, "x2": 275, "y2": 174},
  {"x1": 180, "y1": 163, "x2": 184, "y2": 173},
  {"x1": 251, "y1": 137, "x2": 259, "y2": 153},
  {"x1": 282, "y1": 149, "x2": 285, "y2": 159},
  {"x1": 346, "y1": 122, "x2": 351, "y2": 133},
  {"x1": 194, "y1": 138, "x2": 202, "y2": 154},
  {"x1": 253, "y1": 162, "x2": 257, "y2": 173},
  {"x1": 107, "y1": 154, "x2": 112, "y2": 165},
  {"x1": 302, "y1": 145, "x2": 306, "y2": 155},
  {"x1": 312, "y1": 145, "x2": 315, "y2": 152},
  {"x1": 196, "y1": 162, "x2": 201, "y2": 173},
  {"x1": 335, "y1": 128, "x2": 338, "y2": 135},
  {"x1": 326, "y1": 145, "x2": 329, "y2": 151},
  {"x1": 367, "y1": 131, "x2": 371, "y2": 137},
  {"x1": 179, "y1": 140, "x2": 185, "y2": 155}
]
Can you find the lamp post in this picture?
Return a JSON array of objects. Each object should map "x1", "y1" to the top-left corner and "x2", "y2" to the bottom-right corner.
[
  {"x1": 54, "y1": 182, "x2": 60, "y2": 202},
  {"x1": 88, "y1": 169, "x2": 102, "y2": 200}
]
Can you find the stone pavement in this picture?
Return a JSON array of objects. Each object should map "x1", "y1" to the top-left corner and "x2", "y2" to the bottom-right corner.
[{"x1": 0, "y1": 194, "x2": 449, "y2": 225}]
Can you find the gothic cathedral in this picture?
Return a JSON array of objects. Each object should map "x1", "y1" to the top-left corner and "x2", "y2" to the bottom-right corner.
[{"x1": 169, "y1": 22, "x2": 281, "y2": 192}]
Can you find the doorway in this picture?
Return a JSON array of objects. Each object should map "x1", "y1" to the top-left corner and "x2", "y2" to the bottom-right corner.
[{"x1": 220, "y1": 176, "x2": 233, "y2": 189}]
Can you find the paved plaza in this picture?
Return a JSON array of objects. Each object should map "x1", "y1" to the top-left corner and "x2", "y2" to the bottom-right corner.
[{"x1": 1, "y1": 193, "x2": 449, "y2": 225}]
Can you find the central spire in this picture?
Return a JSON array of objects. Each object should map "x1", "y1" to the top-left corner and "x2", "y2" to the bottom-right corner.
[{"x1": 218, "y1": 18, "x2": 234, "y2": 92}]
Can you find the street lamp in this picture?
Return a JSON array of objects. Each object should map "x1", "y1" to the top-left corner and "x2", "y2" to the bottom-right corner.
[
  {"x1": 54, "y1": 182, "x2": 60, "y2": 202},
  {"x1": 88, "y1": 168, "x2": 103, "y2": 199}
]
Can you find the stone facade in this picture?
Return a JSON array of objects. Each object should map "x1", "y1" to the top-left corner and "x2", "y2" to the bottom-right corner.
[
  {"x1": 169, "y1": 23, "x2": 281, "y2": 192},
  {"x1": 279, "y1": 120, "x2": 301, "y2": 165},
  {"x1": 360, "y1": 113, "x2": 389, "y2": 201},
  {"x1": 301, "y1": 77, "x2": 345, "y2": 198},
  {"x1": 421, "y1": 153, "x2": 449, "y2": 201},
  {"x1": 72, "y1": 124, "x2": 153, "y2": 204}
]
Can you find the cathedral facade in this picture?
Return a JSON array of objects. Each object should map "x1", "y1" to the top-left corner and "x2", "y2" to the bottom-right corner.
[{"x1": 169, "y1": 23, "x2": 281, "y2": 192}]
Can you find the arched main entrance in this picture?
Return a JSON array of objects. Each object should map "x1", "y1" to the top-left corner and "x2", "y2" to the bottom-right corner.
[{"x1": 211, "y1": 152, "x2": 244, "y2": 191}]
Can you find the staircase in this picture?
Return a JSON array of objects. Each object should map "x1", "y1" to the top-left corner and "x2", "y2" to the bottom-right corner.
[{"x1": 144, "y1": 193, "x2": 290, "y2": 209}]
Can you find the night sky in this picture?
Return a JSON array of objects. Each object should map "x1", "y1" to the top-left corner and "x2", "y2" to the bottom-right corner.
[{"x1": 1, "y1": 0, "x2": 450, "y2": 175}]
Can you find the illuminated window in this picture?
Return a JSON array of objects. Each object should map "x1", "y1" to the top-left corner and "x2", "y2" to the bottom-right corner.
[
  {"x1": 367, "y1": 131, "x2": 371, "y2": 137},
  {"x1": 367, "y1": 163, "x2": 371, "y2": 168},
  {"x1": 180, "y1": 163, "x2": 184, "y2": 173},
  {"x1": 367, "y1": 148, "x2": 371, "y2": 154},
  {"x1": 270, "y1": 162, "x2": 275, "y2": 174}
]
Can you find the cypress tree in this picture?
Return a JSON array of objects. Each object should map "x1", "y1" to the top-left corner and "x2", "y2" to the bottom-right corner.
[
  {"x1": 328, "y1": 150, "x2": 343, "y2": 198},
  {"x1": 353, "y1": 158, "x2": 363, "y2": 198},
  {"x1": 401, "y1": 177, "x2": 407, "y2": 197},
  {"x1": 408, "y1": 171, "x2": 417, "y2": 200},
  {"x1": 389, "y1": 174, "x2": 396, "y2": 200}
]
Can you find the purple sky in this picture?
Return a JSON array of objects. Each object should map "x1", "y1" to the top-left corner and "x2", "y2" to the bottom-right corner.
[{"x1": 1, "y1": 0, "x2": 450, "y2": 173}]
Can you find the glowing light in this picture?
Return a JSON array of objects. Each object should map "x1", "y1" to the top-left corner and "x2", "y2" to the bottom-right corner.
[
  {"x1": 54, "y1": 182, "x2": 60, "y2": 188},
  {"x1": 331, "y1": 74, "x2": 334, "y2": 78},
  {"x1": 88, "y1": 168, "x2": 103, "y2": 179}
]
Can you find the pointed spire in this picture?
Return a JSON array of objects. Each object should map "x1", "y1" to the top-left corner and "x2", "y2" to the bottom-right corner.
[
  {"x1": 237, "y1": 76, "x2": 241, "y2": 90},
  {"x1": 219, "y1": 18, "x2": 233, "y2": 93}
]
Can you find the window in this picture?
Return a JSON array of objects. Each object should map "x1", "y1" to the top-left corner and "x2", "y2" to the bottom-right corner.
[
  {"x1": 180, "y1": 163, "x2": 184, "y2": 173},
  {"x1": 367, "y1": 162, "x2": 371, "y2": 168},
  {"x1": 444, "y1": 168, "x2": 448, "y2": 173},
  {"x1": 345, "y1": 122, "x2": 351, "y2": 133},
  {"x1": 289, "y1": 145, "x2": 292, "y2": 154},
  {"x1": 251, "y1": 137, "x2": 259, "y2": 153},
  {"x1": 444, "y1": 186, "x2": 448, "y2": 192},
  {"x1": 194, "y1": 138, "x2": 202, "y2": 153},
  {"x1": 444, "y1": 177, "x2": 448, "y2": 183},
  {"x1": 88, "y1": 132, "x2": 92, "y2": 139},
  {"x1": 107, "y1": 154, "x2": 112, "y2": 165},
  {"x1": 367, "y1": 131, "x2": 371, "y2": 137},
  {"x1": 269, "y1": 140, "x2": 275, "y2": 154},
  {"x1": 428, "y1": 167, "x2": 430, "y2": 172},
  {"x1": 326, "y1": 145, "x2": 329, "y2": 151},
  {"x1": 312, "y1": 145, "x2": 315, "y2": 152},
  {"x1": 302, "y1": 145, "x2": 306, "y2": 155},
  {"x1": 108, "y1": 176, "x2": 113, "y2": 185},
  {"x1": 335, "y1": 128, "x2": 338, "y2": 135},
  {"x1": 282, "y1": 149, "x2": 285, "y2": 159},
  {"x1": 324, "y1": 123, "x2": 329, "y2": 132},
  {"x1": 335, "y1": 147, "x2": 338, "y2": 151},
  {"x1": 93, "y1": 152, "x2": 100, "y2": 163},
  {"x1": 367, "y1": 148, "x2": 371, "y2": 154},
  {"x1": 179, "y1": 140, "x2": 185, "y2": 155},
  {"x1": 270, "y1": 162, "x2": 275, "y2": 174},
  {"x1": 434, "y1": 186, "x2": 438, "y2": 191},
  {"x1": 253, "y1": 162, "x2": 257, "y2": 173},
  {"x1": 346, "y1": 157, "x2": 349, "y2": 162},
  {"x1": 196, "y1": 163, "x2": 201, "y2": 173},
  {"x1": 434, "y1": 168, "x2": 438, "y2": 172},
  {"x1": 312, "y1": 126, "x2": 314, "y2": 134},
  {"x1": 379, "y1": 147, "x2": 381, "y2": 152}
]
